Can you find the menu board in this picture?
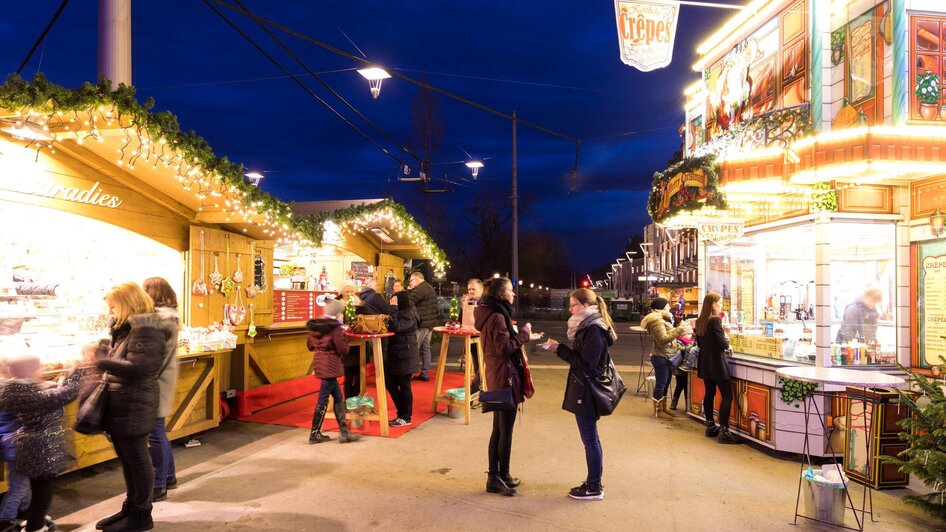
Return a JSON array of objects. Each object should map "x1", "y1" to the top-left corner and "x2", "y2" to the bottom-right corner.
[
  {"x1": 918, "y1": 240, "x2": 946, "y2": 368},
  {"x1": 273, "y1": 290, "x2": 325, "y2": 323},
  {"x1": 740, "y1": 270, "x2": 755, "y2": 324},
  {"x1": 350, "y1": 261, "x2": 371, "y2": 280},
  {"x1": 730, "y1": 333, "x2": 784, "y2": 358}
]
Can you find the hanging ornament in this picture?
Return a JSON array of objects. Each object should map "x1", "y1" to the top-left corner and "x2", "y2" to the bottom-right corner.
[
  {"x1": 233, "y1": 253, "x2": 244, "y2": 283},
  {"x1": 192, "y1": 230, "x2": 210, "y2": 296},
  {"x1": 220, "y1": 235, "x2": 236, "y2": 296}
]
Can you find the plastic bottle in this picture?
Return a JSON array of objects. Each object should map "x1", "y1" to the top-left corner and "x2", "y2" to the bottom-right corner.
[{"x1": 852, "y1": 334, "x2": 861, "y2": 365}]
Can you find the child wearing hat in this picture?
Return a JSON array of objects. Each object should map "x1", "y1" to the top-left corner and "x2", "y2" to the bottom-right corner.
[{"x1": 0, "y1": 351, "x2": 81, "y2": 532}]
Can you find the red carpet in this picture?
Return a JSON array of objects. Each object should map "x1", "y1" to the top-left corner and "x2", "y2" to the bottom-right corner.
[{"x1": 237, "y1": 370, "x2": 467, "y2": 438}]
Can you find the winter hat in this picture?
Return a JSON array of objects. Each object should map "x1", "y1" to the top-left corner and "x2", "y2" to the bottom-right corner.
[
  {"x1": 650, "y1": 297, "x2": 670, "y2": 311},
  {"x1": 395, "y1": 290, "x2": 412, "y2": 309},
  {"x1": 3, "y1": 352, "x2": 42, "y2": 379}
]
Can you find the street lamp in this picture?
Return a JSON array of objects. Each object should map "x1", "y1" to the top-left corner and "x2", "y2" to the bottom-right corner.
[
  {"x1": 357, "y1": 67, "x2": 391, "y2": 99},
  {"x1": 244, "y1": 171, "x2": 264, "y2": 187},
  {"x1": 465, "y1": 160, "x2": 484, "y2": 180}
]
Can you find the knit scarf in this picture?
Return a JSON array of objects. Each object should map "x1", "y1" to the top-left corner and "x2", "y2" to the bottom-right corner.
[{"x1": 566, "y1": 305, "x2": 616, "y2": 342}]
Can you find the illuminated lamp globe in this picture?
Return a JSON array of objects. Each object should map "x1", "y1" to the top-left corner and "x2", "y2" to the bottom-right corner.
[
  {"x1": 465, "y1": 160, "x2": 484, "y2": 179},
  {"x1": 932, "y1": 208, "x2": 946, "y2": 237},
  {"x1": 357, "y1": 67, "x2": 392, "y2": 99}
]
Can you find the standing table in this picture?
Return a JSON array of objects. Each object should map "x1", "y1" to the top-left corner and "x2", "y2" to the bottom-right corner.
[
  {"x1": 775, "y1": 366, "x2": 905, "y2": 531},
  {"x1": 345, "y1": 331, "x2": 395, "y2": 437},
  {"x1": 432, "y1": 326, "x2": 484, "y2": 425}
]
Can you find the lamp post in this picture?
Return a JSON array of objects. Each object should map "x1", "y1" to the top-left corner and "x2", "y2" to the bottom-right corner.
[
  {"x1": 512, "y1": 111, "x2": 519, "y2": 308},
  {"x1": 357, "y1": 67, "x2": 392, "y2": 99},
  {"x1": 465, "y1": 160, "x2": 484, "y2": 180}
]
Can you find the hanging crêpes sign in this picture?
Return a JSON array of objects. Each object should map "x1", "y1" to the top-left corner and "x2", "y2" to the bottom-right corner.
[{"x1": 614, "y1": 0, "x2": 680, "y2": 72}]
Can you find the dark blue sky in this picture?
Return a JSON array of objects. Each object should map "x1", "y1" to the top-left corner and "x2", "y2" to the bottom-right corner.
[{"x1": 1, "y1": 1, "x2": 736, "y2": 273}]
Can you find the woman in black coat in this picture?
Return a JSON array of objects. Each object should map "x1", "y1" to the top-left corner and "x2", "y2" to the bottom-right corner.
[
  {"x1": 546, "y1": 288, "x2": 617, "y2": 501},
  {"x1": 695, "y1": 291, "x2": 739, "y2": 444},
  {"x1": 384, "y1": 291, "x2": 421, "y2": 427},
  {"x1": 94, "y1": 282, "x2": 176, "y2": 532}
]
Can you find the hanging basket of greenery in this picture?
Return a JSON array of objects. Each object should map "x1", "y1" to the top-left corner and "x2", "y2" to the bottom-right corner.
[
  {"x1": 647, "y1": 154, "x2": 727, "y2": 223},
  {"x1": 810, "y1": 182, "x2": 838, "y2": 213}
]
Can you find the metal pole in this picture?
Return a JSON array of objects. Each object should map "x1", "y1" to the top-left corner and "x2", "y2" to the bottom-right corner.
[
  {"x1": 512, "y1": 110, "x2": 519, "y2": 308},
  {"x1": 98, "y1": 0, "x2": 132, "y2": 87}
]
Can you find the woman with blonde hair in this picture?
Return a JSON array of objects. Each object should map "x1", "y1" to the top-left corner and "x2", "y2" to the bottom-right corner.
[
  {"x1": 545, "y1": 288, "x2": 617, "y2": 501},
  {"x1": 694, "y1": 291, "x2": 739, "y2": 444},
  {"x1": 141, "y1": 278, "x2": 181, "y2": 502},
  {"x1": 93, "y1": 282, "x2": 176, "y2": 531}
]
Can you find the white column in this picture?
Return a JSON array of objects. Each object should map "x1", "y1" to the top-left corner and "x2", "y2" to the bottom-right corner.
[
  {"x1": 814, "y1": 216, "x2": 832, "y2": 366},
  {"x1": 98, "y1": 0, "x2": 132, "y2": 88}
]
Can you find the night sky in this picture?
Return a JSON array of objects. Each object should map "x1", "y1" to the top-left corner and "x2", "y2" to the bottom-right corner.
[{"x1": 1, "y1": 1, "x2": 737, "y2": 274}]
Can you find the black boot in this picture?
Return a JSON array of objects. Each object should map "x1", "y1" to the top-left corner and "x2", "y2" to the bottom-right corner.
[
  {"x1": 717, "y1": 427, "x2": 741, "y2": 444},
  {"x1": 96, "y1": 500, "x2": 130, "y2": 529},
  {"x1": 102, "y1": 504, "x2": 153, "y2": 532},
  {"x1": 705, "y1": 421, "x2": 719, "y2": 438},
  {"x1": 309, "y1": 404, "x2": 331, "y2": 444},
  {"x1": 486, "y1": 473, "x2": 516, "y2": 496},
  {"x1": 335, "y1": 402, "x2": 361, "y2": 443},
  {"x1": 499, "y1": 472, "x2": 521, "y2": 488}
]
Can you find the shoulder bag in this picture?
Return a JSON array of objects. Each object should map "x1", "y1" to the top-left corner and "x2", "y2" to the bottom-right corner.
[
  {"x1": 584, "y1": 352, "x2": 627, "y2": 416},
  {"x1": 74, "y1": 372, "x2": 108, "y2": 435}
]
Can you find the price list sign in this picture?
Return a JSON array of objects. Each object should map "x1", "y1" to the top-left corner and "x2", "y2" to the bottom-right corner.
[
  {"x1": 274, "y1": 290, "x2": 317, "y2": 323},
  {"x1": 918, "y1": 240, "x2": 946, "y2": 368}
]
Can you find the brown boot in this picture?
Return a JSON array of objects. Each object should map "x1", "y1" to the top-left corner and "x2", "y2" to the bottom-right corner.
[
  {"x1": 661, "y1": 397, "x2": 677, "y2": 418},
  {"x1": 652, "y1": 397, "x2": 674, "y2": 420}
]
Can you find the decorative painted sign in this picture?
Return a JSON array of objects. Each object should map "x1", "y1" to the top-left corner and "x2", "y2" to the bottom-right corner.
[
  {"x1": 647, "y1": 155, "x2": 727, "y2": 223},
  {"x1": 848, "y1": 13, "x2": 875, "y2": 104},
  {"x1": 613, "y1": 0, "x2": 680, "y2": 72},
  {"x1": 0, "y1": 177, "x2": 123, "y2": 209}
]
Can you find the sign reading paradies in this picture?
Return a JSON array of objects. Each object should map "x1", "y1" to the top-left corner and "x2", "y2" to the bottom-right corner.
[{"x1": 614, "y1": 0, "x2": 680, "y2": 72}]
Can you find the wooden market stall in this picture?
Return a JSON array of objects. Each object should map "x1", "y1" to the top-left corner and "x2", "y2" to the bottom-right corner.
[
  {"x1": 0, "y1": 77, "x2": 442, "y2": 490},
  {"x1": 647, "y1": 0, "x2": 946, "y2": 465}
]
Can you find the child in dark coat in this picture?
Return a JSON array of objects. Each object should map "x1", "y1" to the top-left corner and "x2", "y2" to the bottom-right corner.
[
  {"x1": 306, "y1": 318, "x2": 361, "y2": 444},
  {"x1": 385, "y1": 291, "x2": 421, "y2": 427},
  {"x1": 0, "y1": 353, "x2": 80, "y2": 532}
]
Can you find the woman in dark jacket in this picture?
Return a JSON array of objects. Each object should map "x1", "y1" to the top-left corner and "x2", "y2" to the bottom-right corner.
[
  {"x1": 0, "y1": 352, "x2": 80, "y2": 532},
  {"x1": 384, "y1": 291, "x2": 421, "y2": 427},
  {"x1": 695, "y1": 291, "x2": 739, "y2": 444},
  {"x1": 306, "y1": 318, "x2": 360, "y2": 444},
  {"x1": 95, "y1": 281, "x2": 174, "y2": 532},
  {"x1": 142, "y1": 277, "x2": 180, "y2": 503},
  {"x1": 545, "y1": 288, "x2": 616, "y2": 501},
  {"x1": 473, "y1": 277, "x2": 531, "y2": 497}
]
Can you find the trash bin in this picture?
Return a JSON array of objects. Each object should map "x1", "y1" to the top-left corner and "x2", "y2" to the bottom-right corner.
[
  {"x1": 801, "y1": 468, "x2": 847, "y2": 525},
  {"x1": 609, "y1": 299, "x2": 633, "y2": 321}
]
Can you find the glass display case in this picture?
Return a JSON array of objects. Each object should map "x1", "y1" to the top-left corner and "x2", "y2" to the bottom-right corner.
[
  {"x1": 705, "y1": 220, "x2": 898, "y2": 367},
  {"x1": 827, "y1": 221, "x2": 897, "y2": 366},
  {"x1": 0, "y1": 203, "x2": 181, "y2": 368},
  {"x1": 707, "y1": 224, "x2": 816, "y2": 364}
]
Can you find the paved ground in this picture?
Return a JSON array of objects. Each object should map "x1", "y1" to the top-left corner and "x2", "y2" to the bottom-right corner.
[{"x1": 47, "y1": 320, "x2": 940, "y2": 531}]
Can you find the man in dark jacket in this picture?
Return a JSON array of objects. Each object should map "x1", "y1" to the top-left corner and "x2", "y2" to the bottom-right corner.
[{"x1": 408, "y1": 272, "x2": 439, "y2": 381}]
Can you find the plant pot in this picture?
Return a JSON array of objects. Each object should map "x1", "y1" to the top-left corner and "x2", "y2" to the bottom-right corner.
[{"x1": 919, "y1": 102, "x2": 938, "y2": 120}]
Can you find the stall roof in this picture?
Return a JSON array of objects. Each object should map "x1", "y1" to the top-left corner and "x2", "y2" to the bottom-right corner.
[
  {"x1": 0, "y1": 75, "x2": 447, "y2": 270},
  {"x1": 293, "y1": 199, "x2": 433, "y2": 260}
]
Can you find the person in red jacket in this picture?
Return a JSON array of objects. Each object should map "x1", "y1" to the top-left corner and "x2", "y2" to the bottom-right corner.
[{"x1": 306, "y1": 318, "x2": 361, "y2": 444}]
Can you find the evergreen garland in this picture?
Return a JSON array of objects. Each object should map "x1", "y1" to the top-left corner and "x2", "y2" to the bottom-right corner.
[
  {"x1": 810, "y1": 182, "x2": 838, "y2": 212},
  {"x1": 881, "y1": 365, "x2": 946, "y2": 521},
  {"x1": 647, "y1": 154, "x2": 727, "y2": 223},
  {"x1": 449, "y1": 296, "x2": 459, "y2": 321},
  {"x1": 0, "y1": 74, "x2": 446, "y2": 265}
]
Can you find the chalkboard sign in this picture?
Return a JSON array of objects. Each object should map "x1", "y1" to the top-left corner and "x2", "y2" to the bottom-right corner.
[{"x1": 350, "y1": 261, "x2": 371, "y2": 280}]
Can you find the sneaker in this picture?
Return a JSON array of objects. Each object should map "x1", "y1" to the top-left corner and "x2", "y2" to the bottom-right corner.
[
  {"x1": 166, "y1": 476, "x2": 178, "y2": 489},
  {"x1": 388, "y1": 417, "x2": 412, "y2": 427},
  {"x1": 414, "y1": 374, "x2": 430, "y2": 382},
  {"x1": 568, "y1": 482, "x2": 604, "y2": 500},
  {"x1": 705, "y1": 424, "x2": 719, "y2": 437}
]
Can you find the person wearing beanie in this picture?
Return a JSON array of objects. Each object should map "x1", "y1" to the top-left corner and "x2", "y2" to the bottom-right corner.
[
  {"x1": 0, "y1": 352, "x2": 81, "y2": 532},
  {"x1": 306, "y1": 318, "x2": 360, "y2": 444},
  {"x1": 384, "y1": 291, "x2": 421, "y2": 427},
  {"x1": 640, "y1": 297, "x2": 691, "y2": 420}
]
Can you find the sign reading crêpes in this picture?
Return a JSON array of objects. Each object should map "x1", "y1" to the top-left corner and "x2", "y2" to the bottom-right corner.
[{"x1": 614, "y1": 0, "x2": 680, "y2": 72}]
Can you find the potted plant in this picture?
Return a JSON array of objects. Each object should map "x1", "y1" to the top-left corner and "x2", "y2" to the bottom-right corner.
[{"x1": 916, "y1": 70, "x2": 941, "y2": 120}]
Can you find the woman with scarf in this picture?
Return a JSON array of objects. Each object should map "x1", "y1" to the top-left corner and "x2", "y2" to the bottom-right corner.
[
  {"x1": 640, "y1": 298, "x2": 691, "y2": 420},
  {"x1": 473, "y1": 277, "x2": 531, "y2": 497},
  {"x1": 544, "y1": 288, "x2": 617, "y2": 501}
]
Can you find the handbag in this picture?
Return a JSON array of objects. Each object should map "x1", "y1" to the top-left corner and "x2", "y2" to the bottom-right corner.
[
  {"x1": 352, "y1": 314, "x2": 389, "y2": 334},
  {"x1": 74, "y1": 372, "x2": 108, "y2": 435},
  {"x1": 584, "y1": 353, "x2": 627, "y2": 416},
  {"x1": 521, "y1": 349, "x2": 535, "y2": 399},
  {"x1": 480, "y1": 387, "x2": 516, "y2": 412}
]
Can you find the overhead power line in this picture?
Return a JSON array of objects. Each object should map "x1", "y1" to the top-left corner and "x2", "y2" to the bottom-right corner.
[
  {"x1": 16, "y1": 0, "x2": 71, "y2": 74},
  {"x1": 202, "y1": 0, "x2": 408, "y2": 167}
]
